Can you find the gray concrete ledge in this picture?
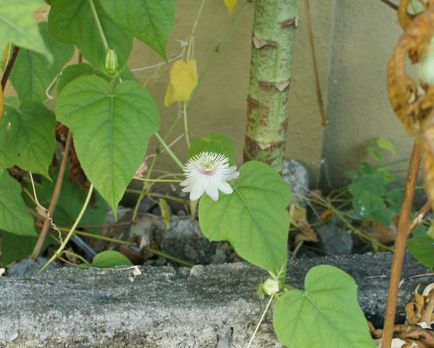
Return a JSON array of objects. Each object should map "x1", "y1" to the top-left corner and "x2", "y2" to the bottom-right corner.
[{"x1": 0, "y1": 253, "x2": 432, "y2": 347}]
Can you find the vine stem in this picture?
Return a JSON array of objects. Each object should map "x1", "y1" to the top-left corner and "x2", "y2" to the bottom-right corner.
[
  {"x1": 381, "y1": 141, "x2": 421, "y2": 348},
  {"x1": 31, "y1": 131, "x2": 72, "y2": 259},
  {"x1": 187, "y1": 0, "x2": 206, "y2": 60},
  {"x1": 39, "y1": 184, "x2": 94, "y2": 273},
  {"x1": 304, "y1": 0, "x2": 328, "y2": 126},
  {"x1": 246, "y1": 294, "x2": 275, "y2": 348},
  {"x1": 132, "y1": 155, "x2": 157, "y2": 223},
  {"x1": 183, "y1": 102, "x2": 191, "y2": 148},
  {"x1": 88, "y1": 0, "x2": 109, "y2": 51},
  {"x1": 1, "y1": 46, "x2": 20, "y2": 90},
  {"x1": 134, "y1": 177, "x2": 181, "y2": 183},
  {"x1": 181, "y1": 0, "x2": 205, "y2": 149},
  {"x1": 76, "y1": 230, "x2": 192, "y2": 266},
  {"x1": 247, "y1": 263, "x2": 286, "y2": 347},
  {"x1": 154, "y1": 132, "x2": 184, "y2": 170}
]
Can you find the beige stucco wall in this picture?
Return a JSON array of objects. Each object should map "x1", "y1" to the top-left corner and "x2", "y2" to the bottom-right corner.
[
  {"x1": 131, "y1": 0, "x2": 336, "y2": 185},
  {"x1": 31, "y1": 1, "x2": 412, "y2": 190},
  {"x1": 320, "y1": 0, "x2": 413, "y2": 188}
]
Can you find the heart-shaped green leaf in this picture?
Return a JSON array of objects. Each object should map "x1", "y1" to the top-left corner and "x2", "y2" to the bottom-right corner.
[
  {"x1": 56, "y1": 64, "x2": 96, "y2": 94},
  {"x1": 56, "y1": 75, "x2": 160, "y2": 211},
  {"x1": 273, "y1": 265, "x2": 375, "y2": 348},
  {"x1": 10, "y1": 22, "x2": 74, "y2": 102},
  {"x1": 0, "y1": 171, "x2": 36, "y2": 237},
  {"x1": 199, "y1": 161, "x2": 291, "y2": 276},
  {"x1": 48, "y1": 0, "x2": 132, "y2": 70},
  {"x1": 0, "y1": 0, "x2": 51, "y2": 60},
  {"x1": 99, "y1": 0, "x2": 176, "y2": 59},
  {"x1": 0, "y1": 102, "x2": 56, "y2": 177},
  {"x1": 92, "y1": 250, "x2": 132, "y2": 268},
  {"x1": 56, "y1": 63, "x2": 138, "y2": 95}
]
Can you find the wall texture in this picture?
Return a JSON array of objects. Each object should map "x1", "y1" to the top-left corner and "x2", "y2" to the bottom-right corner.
[
  {"x1": 320, "y1": 0, "x2": 413, "y2": 188},
  {"x1": 132, "y1": 0, "x2": 336, "y2": 185}
]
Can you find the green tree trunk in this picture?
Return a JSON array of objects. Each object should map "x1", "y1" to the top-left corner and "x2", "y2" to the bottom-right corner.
[{"x1": 243, "y1": 0, "x2": 298, "y2": 172}]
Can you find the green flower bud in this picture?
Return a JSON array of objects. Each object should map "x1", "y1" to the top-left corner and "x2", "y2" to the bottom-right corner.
[{"x1": 105, "y1": 48, "x2": 119, "y2": 76}]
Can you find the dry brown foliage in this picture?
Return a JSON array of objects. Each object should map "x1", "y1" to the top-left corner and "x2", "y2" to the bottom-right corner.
[{"x1": 388, "y1": 0, "x2": 434, "y2": 211}]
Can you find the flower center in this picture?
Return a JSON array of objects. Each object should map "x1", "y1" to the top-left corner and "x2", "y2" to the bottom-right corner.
[{"x1": 199, "y1": 162, "x2": 217, "y2": 175}]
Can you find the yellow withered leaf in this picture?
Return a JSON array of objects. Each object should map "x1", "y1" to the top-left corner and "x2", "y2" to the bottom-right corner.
[
  {"x1": 224, "y1": 0, "x2": 239, "y2": 14},
  {"x1": 164, "y1": 59, "x2": 198, "y2": 107},
  {"x1": 289, "y1": 203, "x2": 318, "y2": 243}
]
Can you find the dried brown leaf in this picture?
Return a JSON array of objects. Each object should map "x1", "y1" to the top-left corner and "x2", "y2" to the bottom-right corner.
[
  {"x1": 422, "y1": 135, "x2": 434, "y2": 212},
  {"x1": 399, "y1": 0, "x2": 417, "y2": 30},
  {"x1": 290, "y1": 204, "x2": 318, "y2": 243},
  {"x1": 388, "y1": 4, "x2": 434, "y2": 132}
]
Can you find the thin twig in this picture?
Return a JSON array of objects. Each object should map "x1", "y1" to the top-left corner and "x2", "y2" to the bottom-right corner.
[
  {"x1": 31, "y1": 131, "x2": 72, "y2": 259},
  {"x1": 39, "y1": 184, "x2": 95, "y2": 273},
  {"x1": 304, "y1": 0, "x2": 328, "y2": 126},
  {"x1": 380, "y1": 0, "x2": 399, "y2": 11},
  {"x1": 381, "y1": 141, "x2": 421, "y2": 348},
  {"x1": 1, "y1": 46, "x2": 20, "y2": 90},
  {"x1": 408, "y1": 201, "x2": 431, "y2": 235}
]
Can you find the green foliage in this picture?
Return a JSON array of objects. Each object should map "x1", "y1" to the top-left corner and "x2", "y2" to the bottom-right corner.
[
  {"x1": 408, "y1": 224, "x2": 434, "y2": 270},
  {"x1": 0, "y1": 4, "x2": 390, "y2": 347},
  {"x1": 0, "y1": 102, "x2": 56, "y2": 177},
  {"x1": 56, "y1": 63, "x2": 138, "y2": 94},
  {"x1": 57, "y1": 64, "x2": 96, "y2": 94},
  {"x1": 99, "y1": 0, "x2": 176, "y2": 59},
  {"x1": 37, "y1": 171, "x2": 107, "y2": 233},
  {"x1": 1, "y1": 233, "x2": 53, "y2": 266},
  {"x1": 189, "y1": 133, "x2": 236, "y2": 165},
  {"x1": 0, "y1": 0, "x2": 51, "y2": 60},
  {"x1": 348, "y1": 138, "x2": 401, "y2": 226},
  {"x1": 1, "y1": 233, "x2": 37, "y2": 266},
  {"x1": 0, "y1": 171, "x2": 36, "y2": 237},
  {"x1": 10, "y1": 23, "x2": 74, "y2": 102},
  {"x1": 273, "y1": 265, "x2": 375, "y2": 348},
  {"x1": 55, "y1": 75, "x2": 160, "y2": 211},
  {"x1": 92, "y1": 250, "x2": 132, "y2": 268},
  {"x1": 376, "y1": 137, "x2": 396, "y2": 155},
  {"x1": 199, "y1": 161, "x2": 291, "y2": 276},
  {"x1": 48, "y1": 0, "x2": 133, "y2": 70}
]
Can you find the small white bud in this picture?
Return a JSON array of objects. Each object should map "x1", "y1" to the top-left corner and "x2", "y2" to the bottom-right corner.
[{"x1": 262, "y1": 278, "x2": 280, "y2": 296}]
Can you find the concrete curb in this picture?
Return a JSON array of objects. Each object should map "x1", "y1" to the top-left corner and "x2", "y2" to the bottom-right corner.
[{"x1": 0, "y1": 253, "x2": 431, "y2": 347}]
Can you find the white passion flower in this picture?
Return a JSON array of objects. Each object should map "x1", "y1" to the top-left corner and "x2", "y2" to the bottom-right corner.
[{"x1": 180, "y1": 152, "x2": 239, "y2": 201}]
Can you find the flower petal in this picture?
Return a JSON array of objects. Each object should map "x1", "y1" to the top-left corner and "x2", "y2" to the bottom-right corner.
[
  {"x1": 226, "y1": 167, "x2": 240, "y2": 180},
  {"x1": 205, "y1": 182, "x2": 219, "y2": 201},
  {"x1": 190, "y1": 183, "x2": 205, "y2": 201},
  {"x1": 217, "y1": 181, "x2": 233, "y2": 195}
]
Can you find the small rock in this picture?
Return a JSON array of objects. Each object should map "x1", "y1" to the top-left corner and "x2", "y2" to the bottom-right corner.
[
  {"x1": 316, "y1": 217, "x2": 353, "y2": 255},
  {"x1": 159, "y1": 219, "x2": 236, "y2": 265},
  {"x1": 282, "y1": 159, "x2": 309, "y2": 207},
  {"x1": 189, "y1": 265, "x2": 205, "y2": 277},
  {"x1": 8, "y1": 257, "x2": 57, "y2": 277}
]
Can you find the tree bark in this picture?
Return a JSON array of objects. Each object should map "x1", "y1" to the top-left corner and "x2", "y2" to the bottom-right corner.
[{"x1": 243, "y1": 0, "x2": 298, "y2": 172}]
